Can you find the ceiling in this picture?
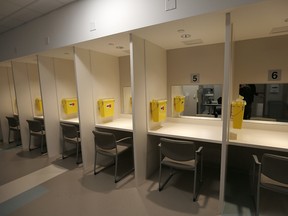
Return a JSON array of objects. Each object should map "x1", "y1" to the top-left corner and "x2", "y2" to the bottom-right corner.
[
  {"x1": 1, "y1": 0, "x2": 288, "y2": 64},
  {"x1": 0, "y1": 0, "x2": 78, "y2": 34}
]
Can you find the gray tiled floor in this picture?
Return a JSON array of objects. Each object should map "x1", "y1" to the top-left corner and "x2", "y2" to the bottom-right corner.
[{"x1": 1, "y1": 143, "x2": 287, "y2": 216}]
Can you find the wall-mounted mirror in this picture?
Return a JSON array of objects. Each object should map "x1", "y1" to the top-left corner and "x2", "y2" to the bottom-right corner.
[
  {"x1": 172, "y1": 84, "x2": 222, "y2": 118},
  {"x1": 239, "y1": 83, "x2": 288, "y2": 122}
]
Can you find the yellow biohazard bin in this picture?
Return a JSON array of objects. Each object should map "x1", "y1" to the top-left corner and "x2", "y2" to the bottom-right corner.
[
  {"x1": 35, "y1": 98, "x2": 43, "y2": 113},
  {"x1": 231, "y1": 96, "x2": 246, "y2": 129},
  {"x1": 98, "y1": 98, "x2": 115, "y2": 118},
  {"x1": 174, "y1": 96, "x2": 185, "y2": 113},
  {"x1": 62, "y1": 98, "x2": 78, "y2": 115},
  {"x1": 151, "y1": 99, "x2": 167, "y2": 122}
]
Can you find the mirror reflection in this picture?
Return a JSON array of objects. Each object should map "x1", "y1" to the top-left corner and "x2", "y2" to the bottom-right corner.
[
  {"x1": 172, "y1": 85, "x2": 222, "y2": 118},
  {"x1": 239, "y1": 83, "x2": 288, "y2": 122}
]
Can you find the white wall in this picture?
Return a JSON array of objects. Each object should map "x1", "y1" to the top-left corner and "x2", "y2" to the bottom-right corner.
[
  {"x1": 27, "y1": 63, "x2": 42, "y2": 116},
  {"x1": 54, "y1": 58, "x2": 78, "y2": 119},
  {"x1": 90, "y1": 51, "x2": 121, "y2": 123},
  {"x1": 0, "y1": 66, "x2": 15, "y2": 143},
  {"x1": 233, "y1": 35, "x2": 288, "y2": 100},
  {"x1": 0, "y1": 0, "x2": 262, "y2": 62},
  {"x1": 167, "y1": 43, "x2": 225, "y2": 116},
  {"x1": 119, "y1": 56, "x2": 131, "y2": 114}
]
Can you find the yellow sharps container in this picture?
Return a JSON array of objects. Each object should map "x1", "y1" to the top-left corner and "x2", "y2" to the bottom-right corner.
[
  {"x1": 150, "y1": 99, "x2": 167, "y2": 122},
  {"x1": 174, "y1": 96, "x2": 185, "y2": 113},
  {"x1": 231, "y1": 96, "x2": 246, "y2": 129},
  {"x1": 98, "y1": 98, "x2": 115, "y2": 118}
]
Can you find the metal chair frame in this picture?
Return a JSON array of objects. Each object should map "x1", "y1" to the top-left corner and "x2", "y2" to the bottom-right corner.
[
  {"x1": 60, "y1": 123, "x2": 81, "y2": 164},
  {"x1": 158, "y1": 137, "x2": 203, "y2": 201},
  {"x1": 6, "y1": 116, "x2": 21, "y2": 144},
  {"x1": 251, "y1": 154, "x2": 288, "y2": 216},
  {"x1": 92, "y1": 130, "x2": 134, "y2": 183},
  {"x1": 26, "y1": 119, "x2": 46, "y2": 154}
]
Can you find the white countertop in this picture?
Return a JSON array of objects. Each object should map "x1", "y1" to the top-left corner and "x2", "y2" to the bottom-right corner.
[
  {"x1": 229, "y1": 127, "x2": 288, "y2": 152},
  {"x1": 33, "y1": 115, "x2": 44, "y2": 119},
  {"x1": 60, "y1": 117, "x2": 79, "y2": 125},
  {"x1": 148, "y1": 121, "x2": 222, "y2": 144},
  {"x1": 95, "y1": 117, "x2": 133, "y2": 132}
]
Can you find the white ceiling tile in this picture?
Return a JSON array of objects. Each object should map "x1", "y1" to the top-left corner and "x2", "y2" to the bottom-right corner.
[
  {"x1": 28, "y1": 0, "x2": 63, "y2": 13},
  {"x1": 0, "y1": 1, "x2": 21, "y2": 16},
  {"x1": 13, "y1": 8, "x2": 42, "y2": 21}
]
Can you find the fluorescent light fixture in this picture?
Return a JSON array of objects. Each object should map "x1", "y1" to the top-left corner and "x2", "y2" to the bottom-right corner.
[{"x1": 182, "y1": 39, "x2": 203, "y2": 46}]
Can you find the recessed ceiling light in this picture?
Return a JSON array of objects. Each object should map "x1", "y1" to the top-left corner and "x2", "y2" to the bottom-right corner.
[
  {"x1": 177, "y1": 29, "x2": 185, "y2": 33},
  {"x1": 181, "y1": 34, "x2": 191, "y2": 39}
]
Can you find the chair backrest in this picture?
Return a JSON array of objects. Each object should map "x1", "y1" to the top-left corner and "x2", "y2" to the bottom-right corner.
[
  {"x1": 61, "y1": 123, "x2": 78, "y2": 139},
  {"x1": 6, "y1": 116, "x2": 19, "y2": 128},
  {"x1": 93, "y1": 130, "x2": 116, "y2": 150},
  {"x1": 262, "y1": 154, "x2": 288, "y2": 184},
  {"x1": 160, "y1": 138, "x2": 196, "y2": 161},
  {"x1": 27, "y1": 120, "x2": 42, "y2": 132}
]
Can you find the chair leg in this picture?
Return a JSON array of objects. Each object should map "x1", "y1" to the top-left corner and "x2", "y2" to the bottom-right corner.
[
  {"x1": 8, "y1": 129, "x2": 11, "y2": 143},
  {"x1": 159, "y1": 166, "x2": 174, "y2": 191},
  {"x1": 114, "y1": 155, "x2": 118, "y2": 183},
  {"x1": 255, "y1": 185, "x2": 260, "y2": 216},
  {"x1": 114, "y1": 158, "x2": 134, "y2": 183},
  {"x1": 94, "y1": 151, "x2": 97, "y2": 175},
  {"x1": 62, "y1": 140, "x2": 66, "y2": 159},
  {"x1": 76, "y1": 143, "x2": 81, "y2": 164},
  {"x1": 40, "y1": 135, "x2": 45, "y2": 154},
  {"x1": 29, "y1": 134, "x2": 32, "y2": 151}
]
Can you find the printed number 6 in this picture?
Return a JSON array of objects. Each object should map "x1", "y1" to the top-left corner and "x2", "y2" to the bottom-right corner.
[{"x1": 271, "y1": 71, "x2": 278, "y2": 79}]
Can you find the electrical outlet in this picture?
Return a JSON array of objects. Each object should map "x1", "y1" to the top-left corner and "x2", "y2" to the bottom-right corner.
[{"x1": 165, "y1": 0, "x2": 176, "y2": 11}]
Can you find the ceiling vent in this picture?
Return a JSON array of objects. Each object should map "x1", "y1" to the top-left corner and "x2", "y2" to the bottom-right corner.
[
  {"x1": 182, "y1": 39, "x2": 203, "y2": 46},
  {"x1": 270, "y1": 26, "x2": 288, "y2": 34}
]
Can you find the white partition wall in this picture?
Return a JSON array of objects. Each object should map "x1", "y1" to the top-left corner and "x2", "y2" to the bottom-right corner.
[
  {"x1": 37, "y1": 56, "x2": 61, "y2": 158},
  {"x1": 11, "y1": 62, "x2": 34, "y2": 150},
  {"x1": 74, "y1": 47, "x2": 95, "y2": 171},
  {"x1": 145, "y1": 40, "x2": 167, "y2": 175},
  {"x1": 0, "y1": 65, "x2": 16, "y2": 144},
  {"x1": 130, "y1": 34, "x2": 147, "y2": 186}
]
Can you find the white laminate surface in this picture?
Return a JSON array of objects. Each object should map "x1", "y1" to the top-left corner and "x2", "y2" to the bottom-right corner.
[
  {"x1": 60, "y1": 117, "x2": 79, "y2": 125},
  {"x1": 34, "y1": 115, "x2": 44, "y2": 120},
  {"x1": 148, "y1": 121, "x2": 222, "y2": 143},
  {"x1": 229, "y1": 128, "x2": 288, "y2": 152},
  {"x1": 96, "y1": 117, "x2": 133, "y2": 132}
]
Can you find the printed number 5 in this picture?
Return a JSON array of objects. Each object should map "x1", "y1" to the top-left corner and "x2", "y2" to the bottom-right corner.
[{"x1": 192, "y1": 75, "x2": 198, "y2": 82}]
